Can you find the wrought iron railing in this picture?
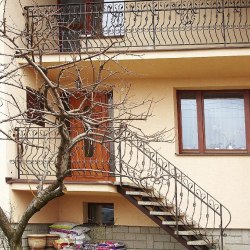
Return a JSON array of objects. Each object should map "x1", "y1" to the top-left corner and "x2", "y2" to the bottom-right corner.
[
  {"x1": 24, "y1": 0, "x2": 250, "y2": 53},
  {"x1": 12, "y1": 127, "x2": 114, "y2": 180},
  {"x1": 12, "y1": 126, "x2": 231, "y2": 248},
  {"x1": 117, "y1": 130, "x2": 231, "y2": 249}
]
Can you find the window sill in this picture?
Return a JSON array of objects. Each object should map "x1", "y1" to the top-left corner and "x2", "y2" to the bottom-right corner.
[{"x1": 175, "y1": 152, "x2": 250, "y2": 156}]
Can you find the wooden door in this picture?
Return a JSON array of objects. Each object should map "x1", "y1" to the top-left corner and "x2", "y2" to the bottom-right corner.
[{"x1": 67, "y1": 92, "x2": 113, "y2": 181}]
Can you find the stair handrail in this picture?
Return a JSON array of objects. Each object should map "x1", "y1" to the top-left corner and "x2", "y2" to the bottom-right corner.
[
  {"x1": 118, "y1": 129, "x2": 231, "y2": 249},
  {"x1": 12, "y1": 126, "x2": 231, "y2": 248}
]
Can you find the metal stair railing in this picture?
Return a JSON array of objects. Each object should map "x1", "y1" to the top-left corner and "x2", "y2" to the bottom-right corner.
[
  {"x1": 117, "y1": 129, "x2": 231, "y2": 250},
  {"x1": 11, "y1": 126, "x2": 231, "y2": 248}
]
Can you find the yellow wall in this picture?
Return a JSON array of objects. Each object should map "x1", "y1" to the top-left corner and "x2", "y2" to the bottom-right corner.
[
  {"x1": 9, "y1": 74, "x2": 250, "y2": 229},
  {"x1": 58, "y1": 194, "x2": 155, "y2": 226},
  {"x1": 11, "y1": 191, "x2": 156, "y2": 227},
  {"x1": 116, "y1": 76, "x2": 250, "y2": 230},
  {"x1": 11, "y1": 191, "x2": 59, "y2": 223},
  {"x1": 3, "y1": 0, "x2": 250, "y2": 229}
]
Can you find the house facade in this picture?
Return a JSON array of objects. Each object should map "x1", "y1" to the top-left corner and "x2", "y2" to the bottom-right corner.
[{"x1": 0, "y1": 0, "x2": 250, "y2": 249}]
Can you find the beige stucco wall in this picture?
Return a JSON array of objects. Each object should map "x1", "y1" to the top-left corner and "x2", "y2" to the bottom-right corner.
[
  {"x1": 115, "y1": 75, "x2": 250, "y2": 230},
  {"x1": 7, "y1": 73, "x2": 250, "y2": 230},
  {"x1": 1, "y1": 0, "x2": 250, "y2": 233},
  {"x1": 58, "y1": 194, "x2": 156, "y2": 226},
  {"x1": 0, "y1": 0, "x2": 58, "y2": 215},
  {"x1": 11, "y1": 190, "x2": 59, "y2": 223},
  {"x1": 10, "y1": 191, "x2": 156, "y2": 227}
]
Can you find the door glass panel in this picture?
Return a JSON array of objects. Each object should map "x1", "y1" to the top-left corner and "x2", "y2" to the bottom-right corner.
[
  {"x1": 204, "y1": 93, "x2": 246, "y2": 150},
  {"x1": 180, "y1": 93, "x2": 199, "y2": 150}
]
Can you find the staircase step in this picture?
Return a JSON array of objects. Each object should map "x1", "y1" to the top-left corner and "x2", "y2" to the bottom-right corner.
[
  {"x1": 162, "y1": 220, "x2": 185, "y2": 226},
  {"x1": 150, "y1": 211, "x2": 185, "y2": 218},
  {"x1": 150, "y1": 211, "x2": 172, "y2": 216},
  {"x1": 115, "y1": 182, "x2": 153, "y2": 191},
  {"x1": 138, "y1": 201, "x2": 162, "y2": 206},
  {"x1": 175, "y1": 230, "x2": 204, "y2": 236},
  {"x1": 126, "y1": 191, "x2": 152, "y2": 197},
  {"x1": 138, "y1": 200, "x2": 175, "y2": 208},
  {"x1": 187, "y1": 240, "x2": 208, "y2": 246}
]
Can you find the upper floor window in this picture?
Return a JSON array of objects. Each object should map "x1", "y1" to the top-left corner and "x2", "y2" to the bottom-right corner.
[
  {"x1": 59, "y1": 0, "x2": 104, "y2": 35},
  {"x1": 177, "y1": 90, "x2": 250, "y2": 154},
  {"x1": 58, "y1": 0, "x2": 124, "y2": 51}
]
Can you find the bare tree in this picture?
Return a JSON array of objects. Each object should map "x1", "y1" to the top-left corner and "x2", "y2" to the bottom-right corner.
[{"x1": 0, "y1": 1, "x2": 168, "y2": 249}]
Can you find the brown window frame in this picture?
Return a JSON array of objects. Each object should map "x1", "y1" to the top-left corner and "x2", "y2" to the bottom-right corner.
[
  {"x1": 177, "y1": 90, "x2": 250, "y2": 154},
  {"x1": 26, "y1": 87, "x2": 45, "y2": 127}
]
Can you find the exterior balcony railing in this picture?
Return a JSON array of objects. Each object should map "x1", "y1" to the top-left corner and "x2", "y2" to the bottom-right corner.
[
  {"x1": 12, "y1": 127, "x2": 115, "y2": 181},
  {"x1": 24, "y1": 0, "x2": 250, "y2": 54}
]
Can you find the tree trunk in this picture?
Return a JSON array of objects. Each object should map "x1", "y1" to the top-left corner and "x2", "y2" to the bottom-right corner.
[{"x1": 9, "y1": 239, "x2": 22, "y2": 250}]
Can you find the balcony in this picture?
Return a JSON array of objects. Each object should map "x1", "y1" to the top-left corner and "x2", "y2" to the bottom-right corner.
[
  {"x1": 24, "y1": 0, "x2": 250, "y2": 54},
  {"x1": 12, "y1": 127, "x2": 115, "y2": 182}
]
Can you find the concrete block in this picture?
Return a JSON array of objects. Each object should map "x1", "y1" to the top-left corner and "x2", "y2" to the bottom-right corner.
[
  {"x1": 112, "y1": 232, "x2": 125, "y2": 241},
  {"x1": 140, "y1": 227, "x2": 150, "y2": 234},
  {"x1": 154, "y1": 241, "x2": 164, "y2": 249},
  {"x1": 148, "y1": 227, "x2": 160, "y2": 234},
  {"x1": 135, "y1": 234, "x2": 147, "y2": 241},
  {"x1": 129, "y1": 226, "x2": 141, "y2": 234},
  {"x1": 154, "y1": 234, "x2": 170, "y2": 242},
  {"x1": 113, "y1": 226, "x2": 129, "y2": 233},
  {"x1": 146, "y1": 234, "x2": 154, "y2": 249},
  {"x1": 164, "y1": 241, "x2": 175, "y2": 249},
  {"x1": 105, "y1": 227, "x2": 113, "y2": 239},
  {"x1": 124, "y1": 233, "x2": 136, "y2": 240},
  {"x1": 134, "y1": 240, "x2": 147, "y2": 249},
  {"x1": 174, "y1": 242, "x2": 184, "y2": 250},
  {"x1": 122, "y1": 240, "x2": 134, "y2": 249}
]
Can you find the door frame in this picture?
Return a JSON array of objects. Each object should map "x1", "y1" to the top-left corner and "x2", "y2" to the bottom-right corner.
[{"x1": 65, "y1": 91, "x2": 114, "y2": 181}]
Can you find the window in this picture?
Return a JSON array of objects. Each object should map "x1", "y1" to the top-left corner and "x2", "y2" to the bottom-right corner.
[
  {"x1": 58, "y1": 0, "x2": 124, "y2": 52},
  {"x1": 177, "y1": 90, "x2": 250, "y2": 154},
  {"x1": 26, "y1": 87, "x2": 45, "y2": 127},
  {"x1": 88, "y1": 203, "x2": 114, "y2": 225}
]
